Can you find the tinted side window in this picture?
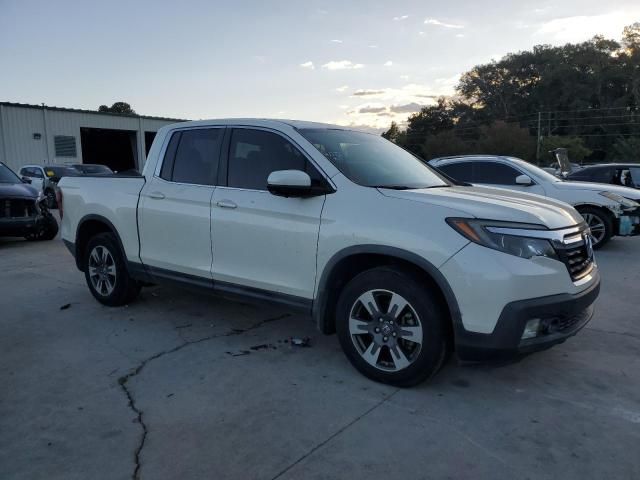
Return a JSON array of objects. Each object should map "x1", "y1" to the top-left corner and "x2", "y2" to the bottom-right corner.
[
  {"x1": 228, "y1": 129, "x2": 307, "y2": 190},
  {"x1": 437, "y1": 162, "x2": 474, "y2": 183},
  {"x1": 161, "y1": 129, "x2": 222, "y2": 185},
  {"x1": 33, "y1": 168, "x2": 44, "y2": 178},
  {"x1": 160, "y1": 132, "x2": 181, "y2": 181},
  {"x1": 593, "y1": 168, "x2": 615, "y2": 183},
  {"x1": 474, "y1": 162, "x2": 521, "y2": 185}
]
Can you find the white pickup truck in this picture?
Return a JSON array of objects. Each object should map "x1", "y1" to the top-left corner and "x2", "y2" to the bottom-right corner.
[{"x1": 59, "y1": 119, "x2": 600, "y2": 386}]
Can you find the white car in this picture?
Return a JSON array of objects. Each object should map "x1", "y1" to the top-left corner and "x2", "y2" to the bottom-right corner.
[
  {"x1": 58, "y1": 120, "x2": 599, "y2": 386},
  {"x1": 430, "y1": 155, "x2": 640, "y2": 248}
]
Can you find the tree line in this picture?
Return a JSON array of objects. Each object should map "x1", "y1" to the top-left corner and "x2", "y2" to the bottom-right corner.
[{"x1": 383, "y1": 22, "x2": 640, "y2": 164}]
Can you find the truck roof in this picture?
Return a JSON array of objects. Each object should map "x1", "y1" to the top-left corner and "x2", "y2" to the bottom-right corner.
[{"x1": 160, "y1": 118, "x2": 359, "y2": 131}]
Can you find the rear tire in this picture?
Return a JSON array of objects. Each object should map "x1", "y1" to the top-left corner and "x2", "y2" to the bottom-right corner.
[
  {"x1": 577, "y1": 206, "x2": 612, "y2": 249},
  {"x1": 336, "y1": 266, "x2": 448, "y2": 387},
  {"x1": 84, "y1": 233, "x2": 141, "y2": 306}
]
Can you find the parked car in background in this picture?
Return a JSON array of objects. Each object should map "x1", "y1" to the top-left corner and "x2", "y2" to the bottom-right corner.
[
  {"x1": 567, "y1": 163, "x2": 640, "y2": 189},
  {"x1": 19, "y1": 164, "x2": 78, "y2": 208},
  {"x1": 429, "y1": 155, "x2": 640, "y2": 248},
  {"x1": 58, "y1": 119, "x2": 599, "y2": 386},
  {"x1": 0, "y1": 162, "x2": 58, "y2": 241},
  {"x1": 71, "y1": 164, "x2": 114, "y2": 175}
]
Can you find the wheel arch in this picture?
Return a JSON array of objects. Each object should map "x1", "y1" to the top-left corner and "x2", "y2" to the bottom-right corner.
[
  {"x1": 74, "y1": 215, "x2": 127, "y2": 272},
  {"x1": 313, "y1": 245, "x2": 461, "y2": 343}
]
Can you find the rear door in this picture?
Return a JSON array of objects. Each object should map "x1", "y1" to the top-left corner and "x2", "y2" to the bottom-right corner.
[
  {"x1": 138, "y1": 127, "x2": 224, "y2": 280},
  {"x1": 210, "y1": 127, "x2": 326, "y2": 301}
]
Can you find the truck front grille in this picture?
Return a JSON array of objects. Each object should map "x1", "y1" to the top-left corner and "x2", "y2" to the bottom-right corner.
[
  {"x1": 0, "y1": 199, "x2": 37, "y2": 219},
  {"x1": 556, "y1": 229, "x2": 594, "y2": 281}
]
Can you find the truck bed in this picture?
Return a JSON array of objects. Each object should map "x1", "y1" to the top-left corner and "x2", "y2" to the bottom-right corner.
[{"x1": 59, "y1": 175, "x2": 146, "y2": 262}]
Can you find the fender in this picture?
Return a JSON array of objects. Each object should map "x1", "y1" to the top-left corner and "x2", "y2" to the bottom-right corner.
[
  {"x1": 73, "y1": 214, "x2": 135, "y2": 272},
  {"x1": 313, "y1": 244, "x2": 463, "y2": 336}
]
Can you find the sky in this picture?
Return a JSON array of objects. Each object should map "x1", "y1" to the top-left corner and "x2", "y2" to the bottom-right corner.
[{"x1": 1, "y1": 0, "x2": 639, "y2": 131}]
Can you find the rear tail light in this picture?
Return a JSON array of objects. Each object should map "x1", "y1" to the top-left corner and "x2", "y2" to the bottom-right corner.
[{"x1": 56, "y1": 189, "x2": 63, "y2": 219}]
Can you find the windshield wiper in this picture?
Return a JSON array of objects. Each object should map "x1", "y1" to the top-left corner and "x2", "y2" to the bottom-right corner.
[{"x1": 370, "y1": 185, "x2": 413, "y2": 190}]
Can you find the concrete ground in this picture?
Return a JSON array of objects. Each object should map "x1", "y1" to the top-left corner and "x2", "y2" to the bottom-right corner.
[{"x1": 1, "y1": 227, "x2": 639, "y2": 480}]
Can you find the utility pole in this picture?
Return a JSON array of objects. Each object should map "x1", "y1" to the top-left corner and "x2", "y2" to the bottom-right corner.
[{"x1": 536, "y1": 111, "x2": 542, "y2": 165}]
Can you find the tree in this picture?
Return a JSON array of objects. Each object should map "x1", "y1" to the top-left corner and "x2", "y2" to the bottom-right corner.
[
  {"x1": 540, "y1": 136, "x2": 592, "y2": 163},
  {"x1": 611, "y1": 137, "x2": 640, "y2": 162},
  {"x1": 98, "y1": 102, "x2": 136, "y2": 114},
  {"x1": 421, "y1": 130, "x2": 471, "y2": 160},
  {"x1": 382, "y1": 121, "x2": 402, "y2": 143},
  {"x1": 476, "y1": 122, "x2": 536, "y2": 161}
]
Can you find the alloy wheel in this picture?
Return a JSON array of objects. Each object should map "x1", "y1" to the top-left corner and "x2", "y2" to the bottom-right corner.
[
  {"x1": 349, "y1": 289, "x2": 423, "y2": 372},
  {"x1": 88, "y1": 246, "x2": 116, "y2": 296},
  {"x1": 582, "y1": 213, "x2": 606, "y2": 245}
]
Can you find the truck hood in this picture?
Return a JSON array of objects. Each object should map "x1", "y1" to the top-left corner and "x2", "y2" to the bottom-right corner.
[
  {"x1": 379, "y1": 185, "x2": 583, "y2": 229},
  {"x1": 554, "y1": 180, "x2": 640, "y2": 201},
  {"x1": 0, "y1": 182, "x2": 38, "y2": 199}
]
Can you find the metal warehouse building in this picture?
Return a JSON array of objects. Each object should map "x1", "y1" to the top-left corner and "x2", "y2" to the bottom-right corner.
[{"x1": 0, "y1": 102, "x2": 184, "y2": 173}]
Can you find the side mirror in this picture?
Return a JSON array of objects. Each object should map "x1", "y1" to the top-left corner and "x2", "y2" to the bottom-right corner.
[
  {"x1": 21, "y1": 176, "x2": 32, "y2": 184},
  {"x1": 515, "y1": 174, "x2": 533, "y2": 186},
  {"x1": 267, "y1": 170, "x2": 312, "y2": 197}
]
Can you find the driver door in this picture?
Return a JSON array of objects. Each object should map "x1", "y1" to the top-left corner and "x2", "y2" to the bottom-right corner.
[
  {"x1": 474, "y1": 161, "x2": 546, "y2": 196},
  {"x1": 210, "y1": 127, "x2": 327, "y2": 301}
]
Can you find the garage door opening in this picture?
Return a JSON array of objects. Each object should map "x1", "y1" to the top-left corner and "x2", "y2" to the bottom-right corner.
[
  {"x1": 145, "y1": 131, "x2": 157, "y2": 157},
  {"x1": 80, "y1": 127, "x2": 137, "y2": 172}
]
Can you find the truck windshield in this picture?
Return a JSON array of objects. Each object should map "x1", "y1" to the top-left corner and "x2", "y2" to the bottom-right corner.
[
  {"x1": 0, "y1": 164, "x2": 21, "y2": 183},
  {"x1": 299, "y1": 129, "x2": 449, "y2": 189}
]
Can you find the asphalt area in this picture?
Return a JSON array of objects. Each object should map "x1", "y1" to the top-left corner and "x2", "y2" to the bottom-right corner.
[{"x1": 1, "y1": 219, "x2": 639, "y2": 480}]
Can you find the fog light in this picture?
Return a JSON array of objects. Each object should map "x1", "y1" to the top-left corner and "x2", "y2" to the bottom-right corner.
[{"x1": 522, "y1": 318, "x2": 541, "y2": 339}]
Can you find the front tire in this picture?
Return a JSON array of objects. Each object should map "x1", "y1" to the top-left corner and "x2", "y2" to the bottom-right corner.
[
  {"x1": 25, "y1": 213, "x2": 58, "y2": 241},
  {"x1": 336, "y1": 267, "x2": 448, "y2": 387},
  {"x1": 577, "y1": 206, "x2": 613, "y2": 249},
  {"x1": 84, "y1": 233, "x2": 141, "y2": 306}
]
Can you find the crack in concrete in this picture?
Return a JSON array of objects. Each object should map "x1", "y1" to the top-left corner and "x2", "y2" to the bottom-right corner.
[
  {"x1": 117, "y1": 313, "x2": 291, "y2": 480},
  {"x1": 269, "y1": 389, "x2": 399, "y2": 480}
]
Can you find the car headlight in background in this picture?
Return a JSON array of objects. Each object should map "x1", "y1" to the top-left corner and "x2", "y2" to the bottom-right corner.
[
  {"x1": 599, "y1": 191, "x2": 640, "y2": 210},
  {"x1": 446, "y1": 218, "x2": 558, "y2": 260}
]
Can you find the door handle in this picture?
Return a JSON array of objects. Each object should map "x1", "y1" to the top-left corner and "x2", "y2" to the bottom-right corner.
[
  {"x1": 216, "y1": 200, "x2": 237, "y2": 209},
  {"x1": 148, "y1": 191, "x2": 165, "y2": 200}
]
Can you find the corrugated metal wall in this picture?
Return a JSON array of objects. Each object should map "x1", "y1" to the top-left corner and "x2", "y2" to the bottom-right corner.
[{"x1": 0, "y1": 104, "x2": 178, "y2": 172}]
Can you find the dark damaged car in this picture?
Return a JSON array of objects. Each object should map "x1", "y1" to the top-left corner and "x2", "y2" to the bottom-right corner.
[{"x1": 0, "y1": 162, "x2": 58, "y2": 241}]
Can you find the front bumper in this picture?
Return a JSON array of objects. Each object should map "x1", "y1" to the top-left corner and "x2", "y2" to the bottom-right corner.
[
  {"x1": 617, "y1": 209, "x2": 640, "y2": 236},
  {"x1": 0, "y1": 215, "x2": 45, "y2": 237},
  {"x1": 455, "y1": 277, "x2": 600, "y2": 361}
]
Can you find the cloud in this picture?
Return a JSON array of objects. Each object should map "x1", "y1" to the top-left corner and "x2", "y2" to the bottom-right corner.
[
  {"x1": 322, "y1": 60, "x2": 364, "y2": 70},
  {"x1": 330, "y1": 39, "x2": 343, "y2": 43},
  {"x1": 335, "y1": 85, "x2": 349, "y2": 92},
  {"x1": 300, "y1": 61, "x2": 315, "y2": 69},
  {"x1": 389, "y1": 102, "x2": 424, "y2": 113},
  {"x1": 352, "y1": 89, "x2": 386, "y2": 96},
  {"x1": 455, "y1": 33, "x2": 465, "y2": 38},
  {"x1": 393, "y1": 15, "x2": 409, "y2": 21},
  {"x1": 418, "y1": 31, "x2": 425, "y2": 36},
  {"x1": 383, "y1": 61, "x2": 393, "y2": 67},
  {"x1": 424, "y1": 18, "x2": 464, "y2": 29},
  {"x1": 340, "y1": 83, "x2": 454, "y2": 128},
  {"x1": 359, "y1": 106, "x2": 387, "y2": 113},
  {"x1": 368, "y1": 44, "x2": 378, "y2": 48},
  {"x1": 400, "y1": 75, "x2": 410, "y2": 80},
  {"x1": 535, "y1": 11, "x2": 640, "y2": 43}
]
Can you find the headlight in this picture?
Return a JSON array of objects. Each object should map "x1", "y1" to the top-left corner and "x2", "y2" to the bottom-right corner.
[
  {"x1": 599, "y1": 191, "x2": 639, "y2": 210},
  {"x1": 446, "y1": 218, "x2": 558, "y2": 260}
]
